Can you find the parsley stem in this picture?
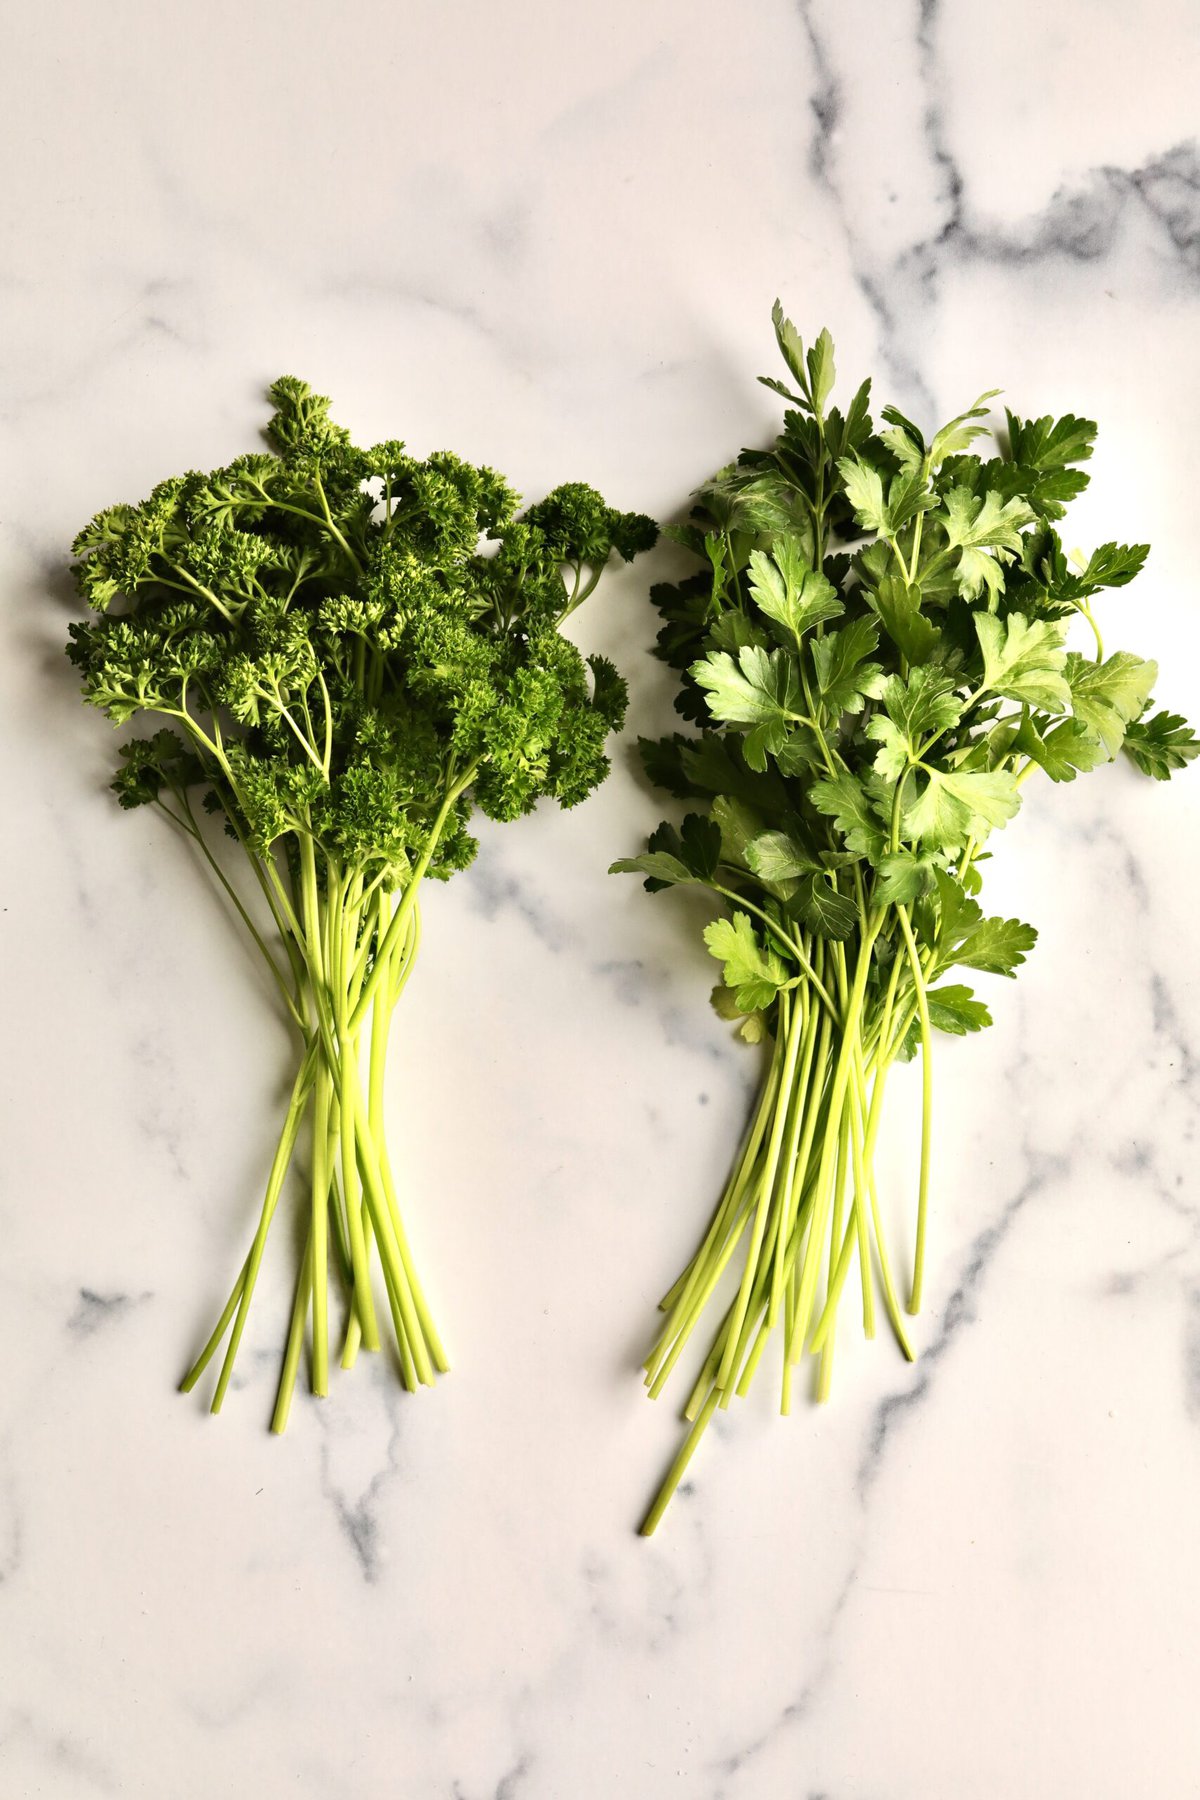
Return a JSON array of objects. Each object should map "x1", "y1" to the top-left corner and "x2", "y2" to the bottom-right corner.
[
  {"x1": 1072, "y1": 598, "x2": 1105, "y2": 662},
  {"x1": 206, "y1": 1042, "x2": 318, "y2": 1413},
  {"x1": 639, "y1": 1390, "x2": 720, "y2": 1537},
  {"x1": 274, "y1": 698, "x2": 328, "y2": 779},
  {"x1": 715, "y1": 991, "x2": 805, "y2": 1392},
  {"x1": 312, "y1": 470, "x2": 363, "y2": 576},
  {"x1": 645, "y1": 1029, "x2": 786, "y2": 1390},
  {"x1": 348, "y1": 764, "x2": 479, "y2": 1035},
  {"x1": 171, "y1": 792, "x2": 304, "y2": 1030},
  {"x1": 767, "y1": 987, "x2": 823, "y2": 1328},
  {"x1": 896, "y1": 903, "x2": 934, "y2": 1313},
  {"x1": 808, "y1": 1188, "x2": 858, "y2": 1356},
  {"x1": 368, "y1": 897, "x2": 444, "y2": 1374},
  {"x1": 178, "y1": 1252, "x2": 249, "y2": 1393},
  {"x1": 774, "y1": 997, "x2": 832, "y2": 1331},
  {"x1": 244, "y1": 483, "x2": 363, "y2": 577},
  {"x1": 852, "y1": 1041, "x2": 911, "y2": 1356},
  {"x1": 161, "y1": 559, "x2": 235, "y2": 624},
  {"x1": 270, "y1": 1225, "x2": 313, "y2": 1434},
  {"x1": 312, "y1": 849, "x2": 377, "y2": 1360},
  {"x1": 848, "y1": 1042, "x2": 876, "y2": 1338},
  {"x1": 310, "y1": 1064, "x2": 331, "y2": 1395},
  {"x1": 649, "y1": 1145, "x2": 771, "y2": 1358},
  {"x1": 791, "y1": 924, "x2": 879, "y2": 1348},
  {"x1": 814, "y1": 1105, "x2": 852, "y2": 1401}
]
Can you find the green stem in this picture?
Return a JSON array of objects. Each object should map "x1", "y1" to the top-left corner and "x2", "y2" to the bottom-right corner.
[
  {"x1": 366, "y1": 902, "x2": 438, "y2": 1383},
  {"x1": 715, "y1": 991, "x2": 805, "y2": 1392},
  {"x1": 271, "y1": 1225, "x2": 314, "y2": 1433},
  {"x1": 348, "y1": 767, "x2": 477, "y2": 1035},
  {"x1": 204, "y1": 1042, "x2": 317, "y2": 1412},
  {"x1": 309, "y1": 848, "x2": 378, "y2": 1360},
  {"x1": 172, "y1": 792, "x2": 305, "y2": 1031},
  {"x1": 639, "y1": 1390, "x2": 721, "y2": 1538},
  {"x1": 767, "y1": 987, "x2": 821, "y2": 1328},
  {"x1": 808, "y1": 1190, "x2": 860, "y2": 1357},
  {"x1": 847, "y1": 1044, "x2": 876, "y2": 1339},
  {"x1": 896, "y1": 903, "x2": 934, "y2": 1313},
  {"x1": 645, "y1": 1032, "x2": 785, "y2": 1389},
  {"x1": 311, "y1": 1064, "x2": 331, "y2": 1396},
  {"x1": 792, "y1": 925, "x2": 878, "y2": 1347},
  {"x1": 178, "y1": 1252, "x2": 249, "y2": 1393},
  {"x1": 815, "y1": 1104, "x2": 852, "y2": 1401}
]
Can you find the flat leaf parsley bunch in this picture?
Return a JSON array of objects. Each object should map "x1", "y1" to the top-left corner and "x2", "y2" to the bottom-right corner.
[
  {"x1": 615, "y1": 307, "x2": 1196, "y2": 1532},
  {"x1": 70, "y1": 378, "x2": 654, "y2": 1427}
]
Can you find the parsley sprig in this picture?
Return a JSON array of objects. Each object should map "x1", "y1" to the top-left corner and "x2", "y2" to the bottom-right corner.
[
  {"x1": 614, "y1": 308, "x2": 1196, "y2": 1533},
  {"x1": 71, "y1": 377, "x2": 655, "y2": 1426}
]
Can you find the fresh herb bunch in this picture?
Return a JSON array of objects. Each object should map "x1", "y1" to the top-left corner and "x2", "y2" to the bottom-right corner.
[
  {"x1": 70, "y1": 377, "x2": 655, "y2": 1428},
  {"x1": 614, "y1": 307, "x2": 1196, "y2": 1533}
]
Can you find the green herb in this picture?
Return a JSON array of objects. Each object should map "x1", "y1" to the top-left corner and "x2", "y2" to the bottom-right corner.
[
  {"x1": 71, "y1": 378, "x2": 655, "y2": 1428},
  {"x1": 614, "y1": 308, "x2": 1196, "y2": 1533}
]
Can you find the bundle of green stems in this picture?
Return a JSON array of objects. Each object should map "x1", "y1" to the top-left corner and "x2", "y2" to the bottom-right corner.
[
  {"x1": 638, "y1": 890, "x2": 961, "y2": 1535},
  {"x1": 179, "y1": 844, "x2": 447, "y2": 1430}
]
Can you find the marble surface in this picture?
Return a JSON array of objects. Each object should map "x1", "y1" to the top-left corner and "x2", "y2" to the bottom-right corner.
[{"x1": 3, "y1": 2, "x2": 1200, "y2": 1794}]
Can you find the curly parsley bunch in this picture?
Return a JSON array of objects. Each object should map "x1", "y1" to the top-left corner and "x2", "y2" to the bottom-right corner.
[
  {"x1": 71, "y1": 377, "x2": 655, "y2": 1427},
  {"x1": 614, "y1": 308, "x2": 1195, "y2": 1532}
]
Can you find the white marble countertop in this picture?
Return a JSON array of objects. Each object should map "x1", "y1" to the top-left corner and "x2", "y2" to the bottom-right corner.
[{"x1": 4, "y1": 3, "x2": 1200, "y2": 1795}]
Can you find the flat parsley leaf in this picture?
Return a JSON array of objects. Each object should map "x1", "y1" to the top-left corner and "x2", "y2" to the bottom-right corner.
[
  {"x1": 746, "y1": 829, "x2": 821, "y2": 883},
  {"x1": 837, "y1": 457, "x2": 889, "y2": 535},
  {"x1": 747, "y1": 543, "x2": 842, "y2": 645},
  {"x1": 905, "y1": 768, "x2": 1021, "y2": 850},
  {"x1": 691, "y1": 645, "x2": 802, "y2": 769},
  {"x1": 925, "y1": 983, "x2": 993, "y2": 1034},
  {"x1": 810, "y1": 616, "x2": 884, "y2": 717},
  {"x1": 795, "y1": 875, "x2": 856, "y2": 940},
  {"x1": 703, "y1": 911, "x2": 791, "y2": 1012},
  {"x1": 1122, "y1": 708, "x2": 1200, "y2": 780},
  {"x1": 930, "y1": 874, "x2": 1037, "y2": 977},
  {"x1": 976, "y1": 612, "x2": 1070, "y2": 712},
  {"x1": 609, "y1": 813, "x2": 720, "y2": 891},
  {"x1": 867, "y1": 667, "x2": 963, "y2": 780},
  {"x1": 874, "y1": 848, "x2": 940, "y2": 906},
  {"x1": 1064, "y1": 651, "x2": 1157, "y2": 755},
  {"x1": 866, "y1": 575, "x2": 942, "y2": 665},
  {"x1": 1014, "y1": 716, "x2": 1107, "y2": 782},
  {"x1": 810, "y1": 770, "x2": 888, "y2": 861}
]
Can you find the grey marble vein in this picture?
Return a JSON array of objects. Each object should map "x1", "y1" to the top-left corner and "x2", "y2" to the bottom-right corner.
[
  {"x1": 66, "y1": 1287, "x2": 151, "y2": 1338},
  {"x1": 315, "y1": 1383, "x2": 408, "y2": 1583}
]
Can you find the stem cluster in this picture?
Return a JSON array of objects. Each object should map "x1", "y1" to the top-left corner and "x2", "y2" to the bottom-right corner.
[
  {"x1": 178, "y1": 828, "x2": 452, "y2": 1429},
  {"x1": 639, "y1": 915, "x2": 934, "y2": 1532}
]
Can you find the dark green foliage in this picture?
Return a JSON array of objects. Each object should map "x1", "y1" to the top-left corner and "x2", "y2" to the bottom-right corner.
[
  {"x1": 625, "y1": 313, "x2": 1190, "y2": 1037},
  {"x1": 69, "y1": 377, "x2": 656, "y2": 879},
  {"x1": 68, "y1": 378, "x2": 656, "y2": 1429},
  {"x1": 1123, "y1": 706, "x2": 1200, "y2": 779},
  {"x1": 618, "y1": 306, "x2": 1192, "y2": 1536}
]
